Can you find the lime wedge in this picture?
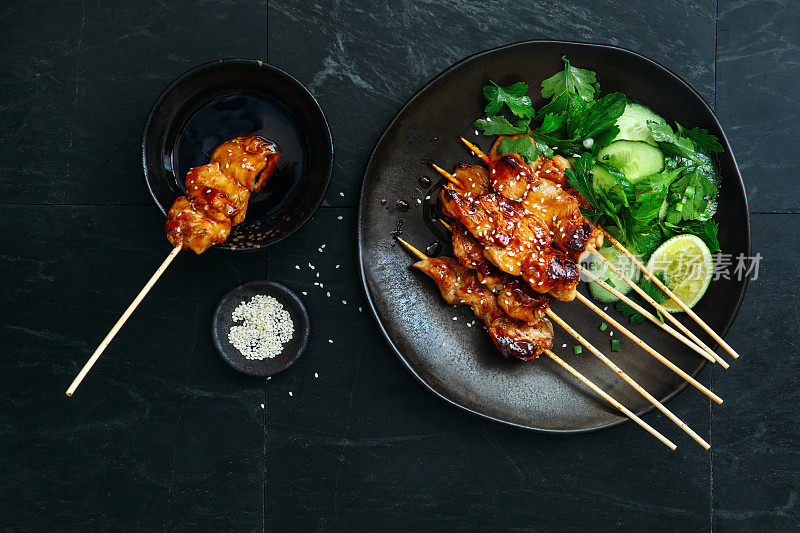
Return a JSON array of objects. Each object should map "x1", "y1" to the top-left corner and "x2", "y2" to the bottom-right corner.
[{"x1": 646, "y1": 235, "x2": 713, "y2": 312}]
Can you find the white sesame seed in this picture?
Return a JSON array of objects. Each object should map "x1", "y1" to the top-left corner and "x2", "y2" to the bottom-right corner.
[
  {"x1": 314, "y1": 373, "x2": 318, "y2": 378},
  {"x1": 328, "y1": 339, "x2": 333, "y2": 344},
  {"x1": 289, "y1": 391, "x2": 293, "y2": 396}
]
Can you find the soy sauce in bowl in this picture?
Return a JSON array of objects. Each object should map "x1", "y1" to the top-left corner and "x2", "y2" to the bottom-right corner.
[{"x1": 142, "y1": 60, "x2": 334, "y2": 250}]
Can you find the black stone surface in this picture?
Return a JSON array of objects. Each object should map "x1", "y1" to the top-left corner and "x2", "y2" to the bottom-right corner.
[{"x1": 2, "y1": 0, "x2": 798, "y2": 530}]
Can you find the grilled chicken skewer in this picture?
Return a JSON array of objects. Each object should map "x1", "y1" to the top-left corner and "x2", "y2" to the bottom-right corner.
[
  {"x1": 166, "y1": 135, "x2": 280, "y2": 254},
  {"x1": 459, "y1": 137, "x2": 738, "y2": 362},
  {"x1": 442, "y1": 219, "x2": 721, "y2": 403},
  {"x1": 400, "y1": 238, "x2": 554, "y2": 361},
  {"x1": 66, "y1": 135, "x2": 280, "y2": 397},
  {"x1": 396, "y1": 237, "x2": 676, "y2": 450},
  {"x1": 433, "y1": 159, "x2": 719, "y2": 365}
]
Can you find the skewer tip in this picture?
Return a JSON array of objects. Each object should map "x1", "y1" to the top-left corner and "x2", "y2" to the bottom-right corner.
[{"x1": 395, "y1": 236, "x2": 428, "y2": 261}]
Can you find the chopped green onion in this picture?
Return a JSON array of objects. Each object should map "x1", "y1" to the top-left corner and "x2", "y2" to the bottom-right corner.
[
  {"x1": 599, "y1": 323, "x2": 608, "y2": 332},
  {"x1": 573, "y1": 345, "x2": 583, "y2": 355},
  {"x1": 611, "y1": 339, "x2": 620, "y2": 352},
  {"x1": 675, "y1": 202, "x2": 684, "y2": 213},
  {"x1": 684, "y1": 185, "x2": 696, "y2": 198}
]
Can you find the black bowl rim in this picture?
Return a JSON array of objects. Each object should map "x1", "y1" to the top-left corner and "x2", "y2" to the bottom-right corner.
[
  {"x1": 357, "y1": 39, "x2": 752, "y2": 434},
  {"x1": 212, "y1": 280, "x2": 311, "y2": 377},
  {"x1": 141, "y1": 58, "x2": 335, "y2": 251}
]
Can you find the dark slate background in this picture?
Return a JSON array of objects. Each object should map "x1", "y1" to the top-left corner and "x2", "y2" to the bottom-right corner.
[{"x1": 1, "y1": 0, "x2": 797, "y2": 531}]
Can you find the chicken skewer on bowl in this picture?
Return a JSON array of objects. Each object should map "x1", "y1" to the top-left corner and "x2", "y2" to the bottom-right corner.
[{"x1": 66, "y1": 135, "x2": 281, "y2": 396}]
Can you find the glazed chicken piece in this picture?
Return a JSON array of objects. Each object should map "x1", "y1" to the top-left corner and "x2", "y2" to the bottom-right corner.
[
  {"x1": 488, "y1": 317, "x2": 554, "y2": 361},
  {"x1": 184, "y1": 163, "x2": 250, "y2": 225},
  {"x1": 211, "y1": 135, "x2": 280, "y2": 192},
  {"x1": 452, "y1": 136, "x2": 603, "y2": 261},
  {"x1": 450, "y1": 163, "x2": 490, "y2": 198},
  {"x1": 165, "y1": 196, "x2": 231, "y2": 254},
  {"x1": 412, "y1": 255, "x2": 553, "y2": 360},
  {"x1": 413, "y1": 256, "x2": 503, "y2": 326},
  {"x1": 440, "y1": 189, "x2": 579, "y2": 301},
  {"x1": 450, "y1": 221, "x2": 552, "y2": 322},
  {"x1": 496, "y1": 279, "x2": 552, "y2": 323}
]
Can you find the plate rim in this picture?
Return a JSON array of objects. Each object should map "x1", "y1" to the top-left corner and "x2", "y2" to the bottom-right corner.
[
  {"x1": 357, "y1": 39, "x2": 752, "y2": 434},
  {"x1": 140, "y1": 58, "x2": 335, "y2": 251}
]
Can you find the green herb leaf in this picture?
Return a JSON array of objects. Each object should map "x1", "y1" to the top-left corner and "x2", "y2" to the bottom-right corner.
[
  {"x1": 540, "y1": 56, "x2": 600, "y2": 102},
  {"x1": 482, "y1": 81, "x2": 535, "y2": 118},
  {"x1": 615, "y1": 300, "x2": 646, "y2": 325},
  {"x1": 662, "y1": 219, "x2": 721, "y2": 252},
  {"x1": 676, "y1": 124, "x2": 723, "y2": 153},
  {"x1": 638, "y1": 272, "x2": 671, "y2": 304},
  {"x1": 497, "y1": 135, "x2": 541, "y2": 163},
  {"x1": 473, "y1": 116, "x2": 530, "y2": 136},
  {"x1": 573, "y1": 93, "x2": 627, "y2": 139}
]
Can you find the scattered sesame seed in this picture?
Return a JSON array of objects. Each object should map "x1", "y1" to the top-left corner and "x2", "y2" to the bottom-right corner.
[
  {"x1": 289, "y1": 391, "x2": 293, "y2": 396},
  {"x1": 338, "y1": 216, "x2": 343, "y2": 220},
  {"x1": 342, "y1": 300, "x2": 347, "y2": 305},
  {"x1": 339, "y1": 192, "x2": 344, "y2": 197},
  {"x1": 328, "y1": 339, "x2": 333, "y2": 344},
  {"x1": 314, "y1": 373, "x2": 318, "y2": 378}
]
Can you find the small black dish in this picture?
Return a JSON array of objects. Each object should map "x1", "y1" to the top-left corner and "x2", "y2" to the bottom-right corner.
[
  {"x1": 212, "y1": 281, "x2": 310, "y2": 377},
  {"x1": 142, "y1": 59, "x2": 334, "y2": 250}
]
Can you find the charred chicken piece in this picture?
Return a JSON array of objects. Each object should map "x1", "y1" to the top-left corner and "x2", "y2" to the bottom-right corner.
[
  {"x1": 450, "y1": 136, "x2": 603, "y2": 261},
  {"x1": 450, "y1": 222, "x2": 552, "y2": 322},
  {"x1": 184, "y1": 163, "x2": 251, "y2": 225},
  {"x1": 412, "y1": 255, "x2": 553, "y2": 360},
  {"x1": 488, "y1": 317, "x2": 554, "y2": 361},
  {"x1": 440, "y1": 189, "x2": 579, "y2": 301},
  {"x1": 165, "y1": 196, "x2": 231, "y2": 254},
  {"x1": 497, "y1": 278, "x2": 552, "y2": 323},
  {"x1": 211, "y1": 135, "x2": 280, "y2": 192},
  {"x1": 412, "y1": 256, "x2": 503, "y2": 326}
]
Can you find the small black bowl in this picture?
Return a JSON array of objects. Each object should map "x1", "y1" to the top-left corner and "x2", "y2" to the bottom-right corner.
[
  {"x1": 212, "y1": 281, "x2": 310, "y2": 377},
  {"x1": 142, "y1": 59, "x2": 333, "y2": 250}
]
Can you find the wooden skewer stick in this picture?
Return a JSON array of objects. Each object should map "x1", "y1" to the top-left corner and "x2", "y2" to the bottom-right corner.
[
  {"x1": 547, "y1": 309, "x2": 709, "y2": 449},
  {"x1": 396, "y1": 235, "x2": 676, "y2": 449},
  {"x1": 431, "y1": 163, "x2": 462, "y2": 188},
  {"x1": 587, "y1": 246, "x2": 726, "y2": 367},
  {"x1": 600, "y1": 228, "x2": 741, "y2": 360},
  {"x1": 459, "y1": 136, "x2": 492, "y2": 165},
  {"x1": 580, "y1": 265, "x2": 725, "y2": 368},
  {"x1": 397, "y1": 237, "x2": 428, "y2": 262},
  {"x1": 66, "y1": 245, "x2": 183, "y2": 397},
  {"x1": 544, "y1": 350, "x2": 676, "y2": 450},
  {"x1": 575, "y1": 292, "x2": 722, "y2": 404},
  {"x1": 438, "y1": 218, "x2": 721, "y2": 401}
]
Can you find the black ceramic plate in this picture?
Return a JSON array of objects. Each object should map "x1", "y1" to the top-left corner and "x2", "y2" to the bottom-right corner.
[
  {"x1": 142, "y1": 59, "x2": 333, "y2": 250},
  {"x1": 358, "y1": 41, "x2": 751, "y2": 433},
  {"x1": 212, "y1": 281, "x2": 310, "y2": 377}
]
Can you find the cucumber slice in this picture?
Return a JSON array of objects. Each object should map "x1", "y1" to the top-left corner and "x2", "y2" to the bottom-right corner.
[
  {"x1": 613, "y1": 102, "x2": 666, "y2": 145},
  {"x1": 591, "y1": 163, "x2": 632, "y2": 206},
  {"x1": 597, "y1": 140, "x2": 664, "y2": 184},
  {"x1": 587, "y1": 246, "x2": 641, "y2": 303}
]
